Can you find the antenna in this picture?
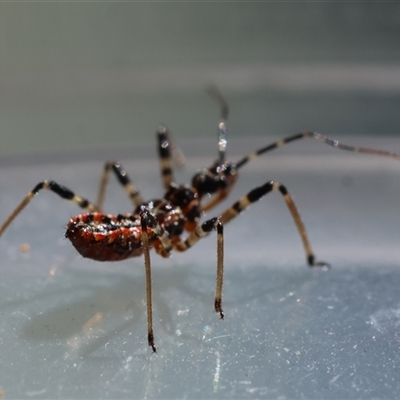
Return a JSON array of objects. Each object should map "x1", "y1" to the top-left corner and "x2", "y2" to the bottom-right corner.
[{"x1": 206, "y1": 85, "x2": 229, "y2": 163}]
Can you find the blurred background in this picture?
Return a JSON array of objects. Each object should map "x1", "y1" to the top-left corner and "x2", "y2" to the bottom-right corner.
[
  {"x1": 1, "y1": 4, "x2": 400, "y2": 399},
  {"x1": 1, "y1": 2, "x2": 400, "y2": 158}
]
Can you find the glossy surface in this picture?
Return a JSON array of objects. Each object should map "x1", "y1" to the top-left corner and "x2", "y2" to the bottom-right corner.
[{"x1": 1, "y1": 138, "x2": 400, "y2": 398}]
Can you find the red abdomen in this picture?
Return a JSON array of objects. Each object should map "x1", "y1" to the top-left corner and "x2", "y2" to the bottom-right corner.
[{"x1": 65, "y1": 213, "x2": 145, "y2": 261}]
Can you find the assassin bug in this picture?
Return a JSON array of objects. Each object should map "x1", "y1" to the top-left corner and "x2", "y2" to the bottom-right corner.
[{"x1": 1, "y1": 87, "x2": 399, "y2": 352}]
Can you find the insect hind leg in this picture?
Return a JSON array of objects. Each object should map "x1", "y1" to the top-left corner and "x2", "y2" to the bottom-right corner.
[{"x1": 0, "y1": 180, "x2": 97, "y2": 238}]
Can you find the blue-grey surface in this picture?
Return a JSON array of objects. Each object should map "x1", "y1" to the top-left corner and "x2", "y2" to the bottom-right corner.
[{"x1": 0, "y1": 137, "x2": 400, "y2": 399}]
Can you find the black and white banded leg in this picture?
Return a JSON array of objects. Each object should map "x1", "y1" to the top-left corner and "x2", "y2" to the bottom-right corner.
[
  {"x1": 175, "y1": 217, "x2": 225, "y2": 319},
  {"x1": 0, "y1": 181, "x2": 97, "y2": 238},
  {"x1": 219, "y1": 180, "x2": 328, "y2": 268},
  {"x1": 235, "y1": 132, "x2": 400, "y2": 169},
  {"x1": 96, "y1": 162, "x2": 144, "y2": 210}
]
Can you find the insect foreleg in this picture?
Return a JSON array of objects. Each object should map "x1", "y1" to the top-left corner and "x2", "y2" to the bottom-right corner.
[
  {"x1": 174, "y1": 217, "x2": 225, "y2": 318},
  {"x1": 235, "y1": 132, "x2": 400, "y2": 169},
  {"x1": 312, "y1": 133, "x2": 400, "y2": 160}
]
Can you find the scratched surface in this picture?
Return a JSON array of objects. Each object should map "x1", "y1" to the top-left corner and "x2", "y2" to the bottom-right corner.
[{"x1": 1, "y1": 137, "x2": 400, "y2": 399}]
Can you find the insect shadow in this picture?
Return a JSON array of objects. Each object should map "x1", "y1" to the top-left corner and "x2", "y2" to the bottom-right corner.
[{"x1": 16, "y1": 261, "x2": 218, "y2": 357}]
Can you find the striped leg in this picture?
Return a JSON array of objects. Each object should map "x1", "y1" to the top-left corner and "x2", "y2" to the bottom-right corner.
[
  {"x1": 312, "y1": 133, "x2": 400, "y2": 160},
  {"x1": 140, "y1": 208, "x2": 173, "y2": 258},
  {"x1": 219, "y1": 181, "x2": 328, "y2": 267},
  {"x1": 139, "y1": 209, "x2": 173, "y2": 352},
  {"x1": 235, "y1": 132, "x2": 400, "y2": 169},
  {"x1": 0, "y1": 181, "x2": 97, "y2": 238},
  {"x1": 96, "y1": 162, "x2": 144, "y2": 210},
  {"x1": 175, "y1": 218, "x2": 225, "y2": 318}
]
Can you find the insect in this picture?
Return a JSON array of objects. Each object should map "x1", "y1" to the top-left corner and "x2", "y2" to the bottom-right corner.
[{"x1": 1, "y1": 87, "x2": 399, "y2": 352}]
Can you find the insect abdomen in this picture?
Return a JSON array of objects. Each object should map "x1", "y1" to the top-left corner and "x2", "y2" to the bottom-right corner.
[{"x1": 65, "y1": 213, "x2": 145, "y2": 261}]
